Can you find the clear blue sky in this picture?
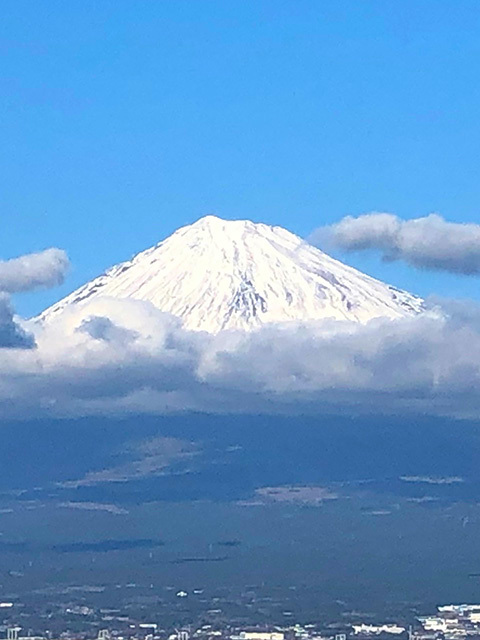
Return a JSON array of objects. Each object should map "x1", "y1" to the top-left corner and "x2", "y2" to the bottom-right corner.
[{"x1": 2, "y1": 0, "x2": 480, "y2": 316}]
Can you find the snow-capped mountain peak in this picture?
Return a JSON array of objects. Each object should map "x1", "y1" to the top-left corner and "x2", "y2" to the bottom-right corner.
[{"x1": 38, "y1": 215, "x2": 423, "y2": 332}]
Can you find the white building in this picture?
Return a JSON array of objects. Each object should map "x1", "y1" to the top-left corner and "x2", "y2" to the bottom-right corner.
[
  {"x1": 352, "y1": 624, "x2": 405, "y2": 636},
  {"x1": 238, "y1": 633, "x2": 285, "y2": 640},
  {"x1": 418, "y1": 617, "x2": 449, "y2": 632}
]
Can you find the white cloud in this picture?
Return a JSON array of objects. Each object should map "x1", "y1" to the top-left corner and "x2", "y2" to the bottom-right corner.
[
  {"x1": 0, "y1": 294, "x2": 476, "y2": 419},
  {"x1": 314, "y1": 213, "x2": 480, "y2": 274},
  {"x1": 0, "y1": 248, "x2": 69, "y2": 293}
]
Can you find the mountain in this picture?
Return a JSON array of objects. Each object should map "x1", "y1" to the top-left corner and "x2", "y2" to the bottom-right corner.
[{"x1": 38, "y1": 215, "x2": 423, "y2": 333}]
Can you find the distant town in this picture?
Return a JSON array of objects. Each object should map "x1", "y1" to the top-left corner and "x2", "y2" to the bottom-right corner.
[{"x1": 0, "y1": 599, "x2": 479, "y2": 640}]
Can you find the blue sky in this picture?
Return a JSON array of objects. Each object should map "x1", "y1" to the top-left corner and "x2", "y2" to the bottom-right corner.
[{"x1": 2, "y1": 0, "x2": 480, "y2": 316}]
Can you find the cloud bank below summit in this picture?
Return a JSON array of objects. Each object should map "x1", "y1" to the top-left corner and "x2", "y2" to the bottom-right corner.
[
  {"x1": 0, "y1": 294, "x2": 478, "y2": 420},
  {"x1": 314, "y1": 213, "x2": 480, "y2": 274}
]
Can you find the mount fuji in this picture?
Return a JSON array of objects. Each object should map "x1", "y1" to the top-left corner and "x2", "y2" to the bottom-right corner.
[{"x1": 38, "y1": 215, "x2": 423, "y2": 333}]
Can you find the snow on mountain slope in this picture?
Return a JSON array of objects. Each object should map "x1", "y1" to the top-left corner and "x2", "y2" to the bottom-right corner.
[{"x1": 38, "y1": 215, "x2": 423, "y2": 333}]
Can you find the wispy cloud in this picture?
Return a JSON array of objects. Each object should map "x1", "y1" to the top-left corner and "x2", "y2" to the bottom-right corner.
[
  {"x1": 313, "y1": 213, "x2": 480, "y2": 274},
  {"x1": 0, "y1": 248, "x2": 69, "y2": 293}
]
